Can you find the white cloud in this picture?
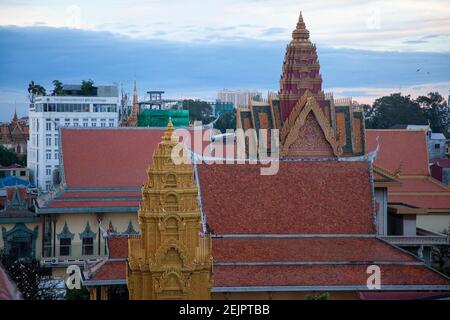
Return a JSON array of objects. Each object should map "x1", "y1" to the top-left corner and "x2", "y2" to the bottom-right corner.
[{"x1": 1, "y1": 0, "x2": 449, "y2": 51}]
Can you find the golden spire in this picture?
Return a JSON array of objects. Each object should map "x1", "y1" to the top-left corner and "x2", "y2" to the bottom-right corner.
[
  {"x1": 128, "y1": 80, "x2": 139, "y2": 127},
  {"x1": 292, "y1": 11, "x2": 310, "y2": 41},
  {"x1": 162, "y1": 117, "x2": 174, "y2": 141}
]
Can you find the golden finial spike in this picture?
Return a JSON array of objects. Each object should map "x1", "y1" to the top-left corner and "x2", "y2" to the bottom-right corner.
[
  {"x1": 292, "y1": 10, "x2": 310, "y2": 40},
  {"x1": 163, "y1": 117, "x2": 174, "y2": 141}
]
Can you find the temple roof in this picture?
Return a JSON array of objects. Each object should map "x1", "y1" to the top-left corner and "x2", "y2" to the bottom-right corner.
[
  {"x1": 37, "y1": 127, "x2": 165, "y2": 213},
  {"x1": 197, "y1": 161, "x2": 374, "y2": 235},
  {"x1": 366, "y1": 129, "x2": 429, "y2": 176},
  {"x1": 366, "y1": 129, "x2": 450, "y2": 212}
]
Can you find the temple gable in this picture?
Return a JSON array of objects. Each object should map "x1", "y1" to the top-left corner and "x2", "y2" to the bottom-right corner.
[{"x1": 281, "y1": 95, "x2": 342, "y2": 157}]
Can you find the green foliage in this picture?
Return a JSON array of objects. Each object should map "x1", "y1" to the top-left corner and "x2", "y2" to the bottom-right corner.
[
  {"x1": 81, "y1": 79, "x2": 96, "y2": 96},
  {"x1": 51, "y1": 80, "x2": 64, "y2": 96},
  {"x1": 27, "y1": 80, "x2": 46, "y2": 102},
  {"x1": 214, "y1": 111, "x2": 236, "y2": 133},
  {"x1": 365, "y1": 93, "x2": 426, "y2": 129},
  {"x1": 416, "y1": 92, "x2": 450, "y2": 136},
  {"x1": 0, "y1": 254, "x2": 58, "y2": 300},
  {"x1": 66, "y1": 285, "x2": 90, "y2": 300},
  {"x1": 182, "y1": 99, "x2": 213, "y2": 123},
  {"x1": 0, "y1": 145, "x2": 25, "y2": 166},
  {"x1": 365, "y1": 92, "x2": 450, "y2": 136},
  {"x1": 306, "y1": 292, "x2": 330, "y2": 300}
]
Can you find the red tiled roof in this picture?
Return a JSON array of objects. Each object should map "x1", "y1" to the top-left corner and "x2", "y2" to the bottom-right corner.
[
  {"x1": 366, "y1": 130, "x2": 429, "y2": 176},
  {"x1": 366, "y1": 130, "x2": 450, "y2": 211},
  {"x1": 90, "y1": 261, "x2": 126, "y2": 281},
  {"x1": 390, "y1": 195, "x2": 450, "y2": 211},
  {"x1": 59, "y1": 190, "x2": 141, "y2": 199},
  {"x1": 212, "y1": 237, "x2": 416, "y2": 263},
  {"x1": 359, "y1": 291, "x2": 450, "y2": 300},
  {"x1": 213, "y1": 264, "x2": 449, "y2": 287},
  {"x1": 198, "y1": 161, "x2": 374, "y2": 234},
  {"x1": 61, "y1": 128, "x2": 164, "y2": 188},
  {"x1": 47, "y1": 199, "x2": 139, "y2": 209},
  {"x1": 390, "y1": 177, "x2": 448, "y2": 193},
  {"x1": 108, "y1": 236, "x2": 129, "y2": 259}
]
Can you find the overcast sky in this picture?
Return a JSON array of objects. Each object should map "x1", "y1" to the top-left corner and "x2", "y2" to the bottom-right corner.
[
  {"x1": 1, "y1": 0, "x2": 449, "y2": 51},
  {"x1": 0, "y1": 0, "x2": 449, "y2": 120}
]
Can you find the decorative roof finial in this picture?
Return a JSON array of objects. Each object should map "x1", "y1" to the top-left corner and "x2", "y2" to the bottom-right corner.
[
  {"x1": 163, "y1": 117, "x2": 174, "y2": 141},
  {"x1": 292, "y1": 11, "x2": 310, "y2": 41}
]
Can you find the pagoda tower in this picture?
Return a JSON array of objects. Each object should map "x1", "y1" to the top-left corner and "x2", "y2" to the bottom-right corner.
[
  {"x1": 279, "y1": 12, "x2": 325, "y2": 121},
  {"x1": 127, "y1": 119, "x2": 212, "y2": 300},
  {"x1": 127, "y1": 80, "x2": 139, "y2": 127}
]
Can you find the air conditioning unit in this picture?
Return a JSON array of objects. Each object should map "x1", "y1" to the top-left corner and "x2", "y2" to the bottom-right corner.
[{"x1": 50, "y1": 257, "x2": 59, "y2": 265}]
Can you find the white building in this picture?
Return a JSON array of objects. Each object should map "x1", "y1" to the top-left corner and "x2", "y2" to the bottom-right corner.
[
  {"x1": 27, "y1": 87, "x2": 120, "y2": 192},
  {"x1": 217, "y1": 89, "x2": 262, "y2": 108}
]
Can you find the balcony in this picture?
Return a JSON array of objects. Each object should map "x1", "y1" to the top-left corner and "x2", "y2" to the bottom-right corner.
[
  {"x1": 41, "y1": 242, "x2": 108, "y2": 266},
  {"x1": 380, "y1": 228, "x2": 449, "y2": 246}
]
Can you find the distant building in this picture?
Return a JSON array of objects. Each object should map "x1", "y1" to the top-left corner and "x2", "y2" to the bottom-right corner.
[
  {"x1": 0, "y1": 164, "x2": 29, "y2": 180},
  {"x1": 27, "y1": 84, "x2": 120, "y2": 191},
  {"x1": 217, "y1": 89, "x2": 262, "y2": 108},
  {"x1": 403, "y1": 125, "x2": 447, "y2": 159},
  {"x1": 120, "y1": 82, "x2": 189, "y2": 128},
  {"x1": 0, "y1": 112, "x2": 29, "y2": 155}
]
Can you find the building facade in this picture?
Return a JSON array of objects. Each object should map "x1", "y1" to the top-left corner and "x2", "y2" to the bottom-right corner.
[
  {"x1": 217, "y1": 89, "x2": 262, "y2": 108},
  {"x1": 27, "y1": 86, "x2": 119, "y2": 191}
]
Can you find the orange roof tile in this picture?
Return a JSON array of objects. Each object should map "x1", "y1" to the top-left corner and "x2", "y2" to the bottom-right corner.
[{"x1": 366, "y1": 130, "x2": 429, "y2": 176}]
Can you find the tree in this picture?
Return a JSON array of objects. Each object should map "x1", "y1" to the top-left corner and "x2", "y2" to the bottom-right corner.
[
  {"x1": 214, "y1": 111, "x2": 236, "y2": 133},
  {"x1": 182, "y1": 99, "x2": 213, "y2": 123},
  {"x1": 0, "y1": 254, "x2": 59, "y2": 300},
  {"x1": 0, "y1": 145, "x2": 24, "y2": 166},
  {"x1": 416, "y1": 92, "x2": 450, "y2": 136},
  {"x1": 81, "y1": 79, "x2": 96, "y2": 96},
  {"x1": 365, "y1": 93, "x2": 426, "y2": 129},
  {"x1": 27, "y1": 81, "x2": 46, "y2": 103},
  {"x1": 51, "y1": 80, "x2": 64, "y2": 96}
]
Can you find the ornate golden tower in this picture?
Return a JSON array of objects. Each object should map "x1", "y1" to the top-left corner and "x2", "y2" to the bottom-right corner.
[
  {"x1": 128, "y1": 80, "x2": 139, "y2": 127},
  {"x1": 127, "y1": 119, "x2": 213, "y2": 300}
]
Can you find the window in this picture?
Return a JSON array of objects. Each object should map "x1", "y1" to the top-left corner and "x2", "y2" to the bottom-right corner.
[
  {"x1": 46, "y1": 122, "x2": 52, "y2": 131},
  {"x1": 82, "y1": 238, "x2": 94, "y2": 255},
  {"x1": 46, "y1": 166, "x2": 51, "y2": 176},
  {"x1": 54, "y1": 135, "x2": 59, "y2": 146},
  {"x1": 19, "y1": 170, "x2": 26, "y2": 177},
  {"x1": 92, "y1": 123, "x2": 97, "y2": 127},
  {"x1": 45, "y1": 181, "x2": 51, "y2": 191},
  {"x1": 83, "y1": 122, "x2": 88, "y2": 127},
  {"x1": 59, "y1": 238, "x2": 71, "y2": 256},
  {"x1": 46, "y1": 135, "x2": 51, "y2": 146},
  {"x1": 435, "y1": 143, "x2": 440, "y2": 149},
  {"x1": 55, "y1": 152, "x2": 59, "y2": 160},
  {"x1": 46, "y1": 151, "x2": 51, "y2": 160}
]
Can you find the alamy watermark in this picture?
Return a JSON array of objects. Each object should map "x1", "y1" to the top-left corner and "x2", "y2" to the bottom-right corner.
[{"x1": 170, "y1": 122, "x2": 280, "y2": 175}]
